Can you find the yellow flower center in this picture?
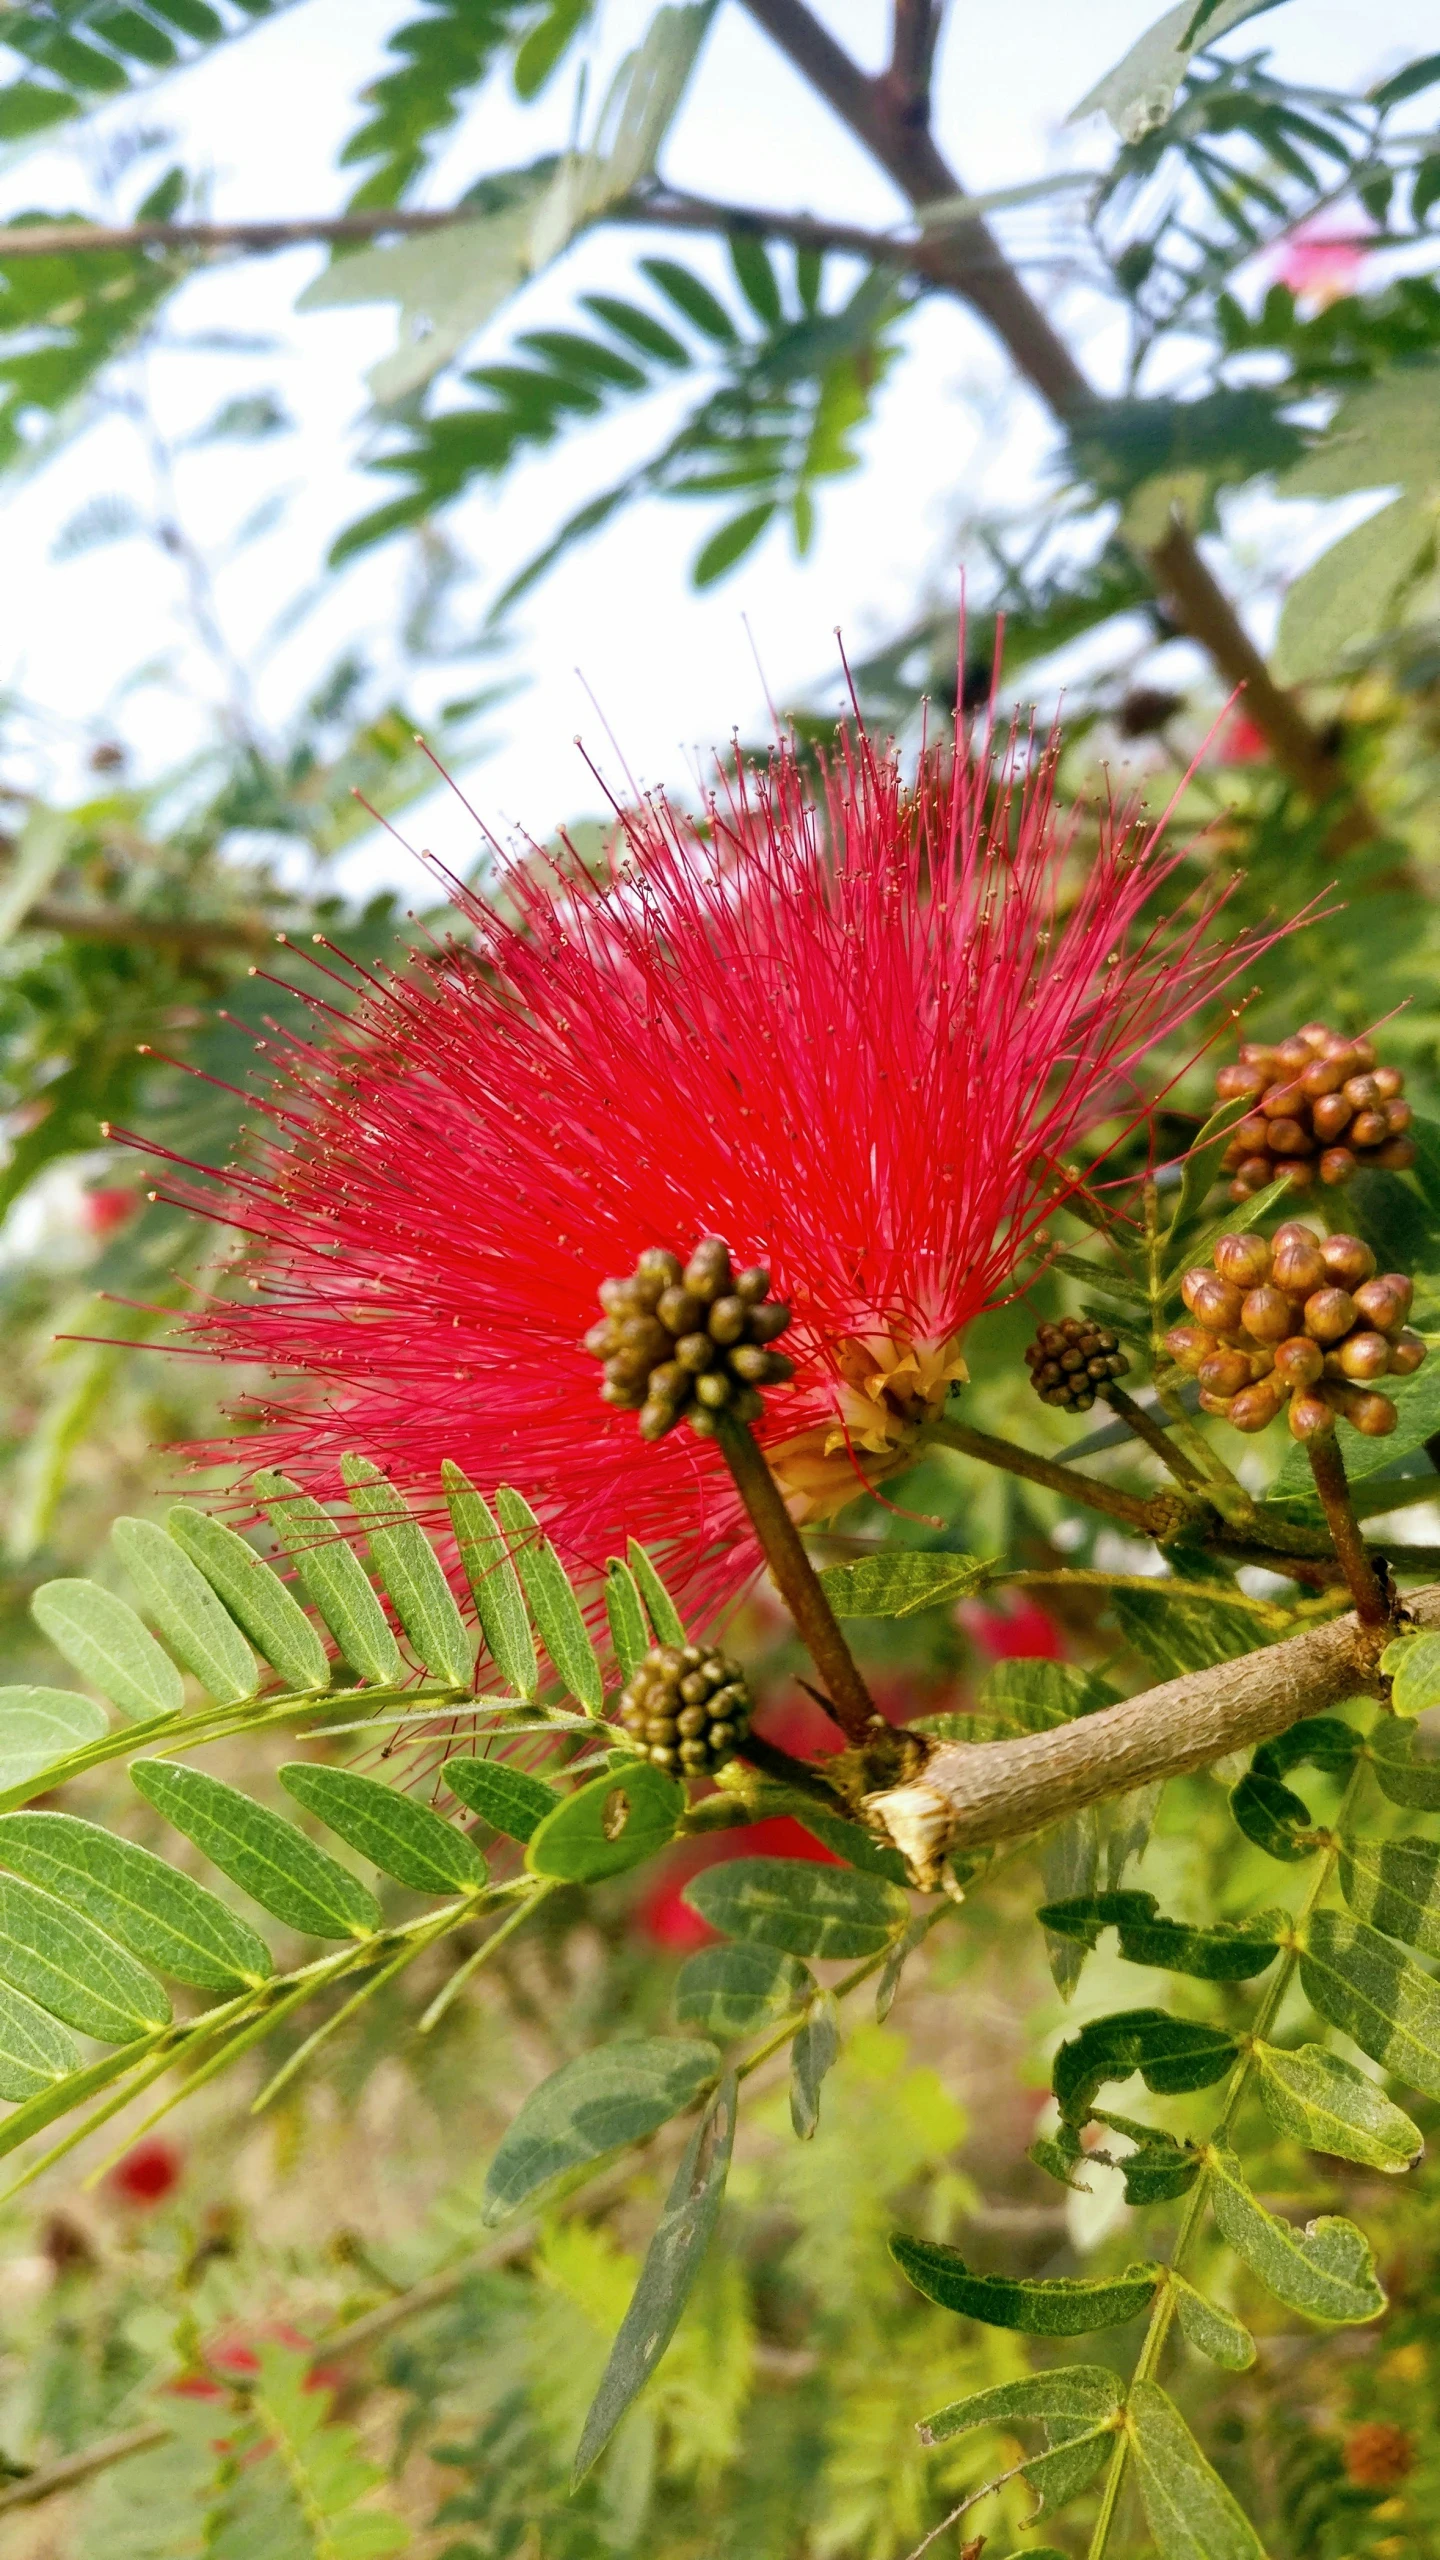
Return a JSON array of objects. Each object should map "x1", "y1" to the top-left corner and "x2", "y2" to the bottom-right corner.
[{"x1": 766, "y1": 1331, "x2": 967, "y2": 1525}]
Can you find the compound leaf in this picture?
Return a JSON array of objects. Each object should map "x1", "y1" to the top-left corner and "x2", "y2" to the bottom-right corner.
[
  {"x1": 279, "y1": 1763, "x2": 486, "y2": 1897},
  {"x1": 112, "y1": 1517, "x2": 257, "y2": 1705},
  {"x1": 674, "y1": 1941, "x2": 811, "y2": 2038},
  {"x1": 256, "y1": 1472, "x2": 404, "y2": 1688},
  {"x1": 917, "y1": 2366, "x2": 1121, "y2": 2513},
  {"x1": 443, "y1": 1466, "x2": 538, "y2": 1698},
  {"x1": 342, "y1": 1456, "x2": 474, "y2": 1689},
  {"x1": 1207, "y1": 2136, "x2": 1385, "y2": 2324},
  {"x1": 525, "y1": 1763, "x2": 683, "y2": 1881},
  {"x1": 1036, "y1": 1891, "x2": 1281, "y2": 1981},
  {"x1": 0, "y1": 1871, "x2": 169, "y2": 2040},
  {"x1": 0, "y1": 1809, "x2": 272, "y2": 1992},
  {"x1": 1252, "y1": 2038, "x2": 1421, "y2": 2173},
  {"x1": 446, "y1": 1755, "x2": 559, "y2": 1841},
  {"x1": 494, "y1": 1486, "x2": 602, "y2": 1712},
  {"x1": 167, "y1": 1507, "x2": 329, "y2": 1695}
]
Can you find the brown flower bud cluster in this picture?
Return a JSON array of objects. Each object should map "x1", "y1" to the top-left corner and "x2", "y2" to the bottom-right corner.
[
  {"x1": 1167, "y1": 1222, "x2": 1425, "y2": 1441},
  {"x1": 618, "y1": 1642, "x2": 752, "y2": 1773},
  {"x1": 1024, "y1": 1317, "x2": 1130, "y2": 1412},
  {"x1": 1216, "y1": 1022, "x2": 1414, "y2": 1202},
  {"x1": 587, "y1": 1239, "x2": 794, "y2": 1440}
]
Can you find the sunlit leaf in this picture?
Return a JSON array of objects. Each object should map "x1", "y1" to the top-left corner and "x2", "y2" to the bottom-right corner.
[
  {"x1": 131, "y1": 1762, "x2": 381, "y2": 1941},
  {"x1": 31, "y1": 1580, "x2": 182, "y2": 1723}
]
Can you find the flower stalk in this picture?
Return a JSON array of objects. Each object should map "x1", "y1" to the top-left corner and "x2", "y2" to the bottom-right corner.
[
  {"x1": 713, "y1": 1411, "x2": 883, "y2": 1751},
  {"x1": 1306, "y1": 1433, "x2": 1392, "y2": 1629}
]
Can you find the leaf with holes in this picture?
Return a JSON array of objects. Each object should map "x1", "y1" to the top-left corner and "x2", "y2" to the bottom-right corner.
[
  {"x1": 279, "y1": 1764, "x2": 486, "y2": 1897},
  {"x1": 1230, "y1": 1770, "x2": 1319, "y2": 1862},
  {"x1": 525, "y1": 1764, "x2": 683, "y2": 1881},
  {"x1": 674, "y1": 1942, "x2": 811, "y2": 2039},
  {"x1": 0, "y1": 1687, "x2": 109, "y2": 1797},
  {"x1": 892, "y1": 2236, "x2": 1159, "y2": 2335},
  {"x1": 605, "y1": 1559, "x2": 649, "y2": 1680},
  {"x1": 1168, "y1": 2273, "x2": 1255, "y2": 2371},
  {"x1": 790, "y1": 1989, "x2": 839, "y2": 2139},
  {"x1": 256, "y1": 1473, "x2": 404, "y2": 1688},
  {"x1": 1340, "y1": 1832, "x2": 1440, "y2": 1957},
  {"x1": 1300, "y1": 1911, "x2": 1440, "y2": 2098},
  {"x1": 1036, "y1": 1892, "x2": 1282, "y2": 1980},
  {"x1": 818, "y1": 1552, "x2": 993, "y2": 1618},
  {"x1": 1130, "y1": 2380, "x2": 1266, "y2": 2560},
  {"x1": 342, "y1": 1456, "x2": 473, "y2": 1689},
  {"x1": 31, "y1": 1580, "x2": 182, "y2": 1723},
  {"x1": 112, "y1": 1518, "x2": 257, "y2": 1705},
  {"x1": 446, "y1": 1756, "x2": 559, "y2": 1842},
  {"x1": 682, "y1": 1856, "x2": 908, "y2": 1959},
  {"x1": 572, "y1": 2069, "x2": 737, "y2": 2483},
  {"x1": 1207, "y1": 2136, "x2": 1385, "y2": 2324},
  {"x1": 917, "y1": 2367, "x2": 1122, "y2": 2513},
  {"x1": 167, "y1": 1507, "x2": 329, "y2": 1695},
  {"x1": 494, "y1": 1487, "x2": 602, "y2": 1712},
  {"x1": 483, "y1": 2034, "x2": 722, "y2": 2221},
  {"x1": 1252, "y1": 2039, "x2": 1421, "y2": 2174},
  {"x1": 443, "y1": 1467, "x2": 538, "y2": 1699},
  {"x1": 0, "y1": 1872, "x2": 169, "y2": 2040},
  {"x1": 1053, "y1": 2008, "x2": 1237, "y2": 2125},
  {"x1": 1091, "y1": 2111, "x2": 1202, "y2": 2206},
  {"x1": 131, "y1": 1762, "x2": 380, "y2": 1941},
  {"x1": 0, "y1": 1810, "x2": 272, "y2": 1992}
]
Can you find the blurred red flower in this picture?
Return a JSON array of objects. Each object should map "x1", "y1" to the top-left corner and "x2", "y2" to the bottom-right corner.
[
  {"x1": 1273, "y1": 226, "x2": 1366, "y2": 308},
  {"x1": 964, "y1": 1595, "x2": 1063, "y2": 1660},
  {"x1": 83, "y1": 1186, "x2": 138, "y2": 1238},
  {"x1": 107, "y1": 2135, "x2": 183, "y2": 2207},
  {"x1": 1215, "y1": 711, "x2": 1270, "y2": 767}
]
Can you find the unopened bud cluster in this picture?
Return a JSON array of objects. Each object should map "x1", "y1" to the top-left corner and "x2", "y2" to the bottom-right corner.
[
  {"x1": 1217, "y1": 1022, "x2": 1413, "y2": 1202},
  {"x1": 587, "y1": 1239, "x2": 794, "y2": 1440},
  {"x1": 618, "y1": 1642, "x2": 752, "y2": 1773},
  {"x1": 1024, "y1": 1317, "x2": 1130, "y2": 1413},
  {"x1": 1167, "y1": 1222, "x2": 1425, "y2": 1441}
]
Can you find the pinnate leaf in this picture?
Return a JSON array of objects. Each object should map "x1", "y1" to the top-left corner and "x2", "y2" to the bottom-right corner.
[
  {"x1": 0, "y1": 1809, "x2": 272, "y2": 1992},
  {"x1": 342, "y1": 1456, "x2": 474, "y2": 1689},
  {"x1": 681, "y1": 1856, "x2": 908, "y2": 1959},
  {"x1": 31, "y1": 1579, "x2": 182, "y2": 1722},
  {"x1": 1053, "y1": 2007, "x2": 1237, "y2": 2125},
  {"x1": 1037, "y1": 1891, "x2": 1281, "y2": 1980},
  {"x1": 0, "y1": 1871, "x2": 170, "y2": 2040},
  {"x1": 1091, "y1": 2110, "x2": 1201, "y2": 2205},
  {"x1": 494, "y1": 1486, "x2": 602, "y2": 1712},
  {"x1": 818, "y1": 1551, "x2": 992, "y2": 1618},
  {"x1": 256, "y1": 1471, "x2": 404, "y2": 1687},
  {"x1": 279, "y1": 1764, "x2": 486, "y2": 1897},
  {"x1": 446, "y1": 1755, "x2": 559, "y2": 1841},
  {"x1": 572, "y1": 2069, "x2": 737, "y2": 2483},
  {"x1": 443, "y1": 1466, "x2": 538, "y2": 1697},
  {"x1": 1252, "y1": 2038, "x2": 1421, "y2": 2174},
  {"x1": 1107, "y1": 1582, "x2": 1266, "y2": 1681},
  {"x1": 1340, "y1": 1831, "x2": 1440, "y2": 1956},
  {"x1": 674, "y1": 1941, "x2": 811, "y2": 2038},
  {"x1": 484, "y1": 2034, "x2": 722, "y2": 2222},
  {"x1": 167, "y1": 1506, "x2": 329, "y2": 1694},
  {"x1": 112, "y1": 1517, "x2": 258, "y2": 1704},
  {"x1": 1130, "y1": 2379, "x2": 1266, "y2": 2560},
  {"x1": 891, "y1": 2235, "x2": 1158, "y2": 2335},
  {"x1": 0, "y1": 1687, "x2": 108, "y2": 1796},
  {"x1": 1168, "y1": 2272, "x2": 1255, "y2": 2371},
  {"x1": 1206, "y1": 2135, "x2": 1385, "y2": 2324},
  {"x1": 1300, "y1": 1910, "x2": 1440, "y2": 2098},
  {"x1": 526, "y1": 1763, "x2": 683, "y2": 1881},
  {"x1": 132, "y1": 1761, "x2": 381, "y2": 1941}
]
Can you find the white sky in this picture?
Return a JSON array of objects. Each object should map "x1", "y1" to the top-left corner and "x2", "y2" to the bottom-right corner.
[{"x1": 1, "y1": 0, "x2": 1435, "y2": 890}]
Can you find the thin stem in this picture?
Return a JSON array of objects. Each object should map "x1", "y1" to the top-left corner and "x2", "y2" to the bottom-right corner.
[
  {"x1": 732, "y1": 1729, "x2": 849, "y2": 1805},
  {"x1": 1307, "y1": 1435, "x2": 1391, "y2": 1628},
  {"x1": 929, "y1": 1417, "x2": 1185, "y2": 1538},
  {"x1": 418, "y1": 1882, "x2": 554, "y2": 2033},
  {"x1": 1103, "y1": 1384, "x2": 1207, "y2": 1486},
  {"x1": 999, "y1": 1568, "x2": 1321, "y2": 1629},
  {"x1": 714, "y1": 1412, "x2": 880, "y2": 1748}
]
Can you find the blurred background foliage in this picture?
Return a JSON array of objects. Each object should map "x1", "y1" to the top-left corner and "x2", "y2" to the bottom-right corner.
[{"x1": 4, "y1": 0, "x2": 1440, "y2": 2552}]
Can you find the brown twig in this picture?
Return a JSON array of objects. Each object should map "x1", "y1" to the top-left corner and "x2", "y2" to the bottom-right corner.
[
  {"x1": 1306, "y1": 1434, "x2": 1392, "y2": 1627},
  {"x1": 1102, "y1": 1383, "x2": 1207, "y2": 1487},
  {"x1": 929, "y1": 1416, "x2": 1191, "y2": 1540},
  {"x1": 0, "y1": 2424, "x2": 171, "y2": 2517},
  {"x1": 713, "y1": 1412, "x2": 881, "y2": 1748}
]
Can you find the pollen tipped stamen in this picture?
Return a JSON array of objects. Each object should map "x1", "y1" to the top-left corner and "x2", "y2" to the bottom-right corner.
[
  {"x1": 586, "y1": 1239, "x2": 795, "y2": 1439},
  {"x1": 618, "y1": 1641, "x2": 753, "y2": 1775}
]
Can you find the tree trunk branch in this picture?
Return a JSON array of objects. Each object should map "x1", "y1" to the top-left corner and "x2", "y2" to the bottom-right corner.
[{"x1": 865, "y1": 1584, "x2": 1436, "y2": 1883}]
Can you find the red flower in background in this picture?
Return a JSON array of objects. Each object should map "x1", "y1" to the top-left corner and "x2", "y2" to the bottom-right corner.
[
  {"x1": 147, "y1": 680, "x2": 1287, "y2": 1626},
  {"x1": 1273, "y1": 225, "x2": 1366, "y2": 309},
  {"x1": 1214, "y1": 710, "x2": 1271, "y2": 768},
  {"x1": 107, "y1": 2135, "x2": 183, "y2": 2207},
  {"x1": 964, "y1": 1595, "x2": 1063, "y2": 1660},
  {"x1": 637, "y1": 1812, "x2": 840, "y2": 1950}
]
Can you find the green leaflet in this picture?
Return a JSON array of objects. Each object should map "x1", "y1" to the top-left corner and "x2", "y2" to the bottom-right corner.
[
  {"x1": 279, "y1": 1764, "x2": 487, "y2": 1897},
  {"x1": 626, "y1": 1539, "x2": 685, "y2": 1645},
  {"x1": 917, "y1": 2366, "x2": 1122, "y2": 2516},
  {"x1": 483, "y1": 2033, "x2": 722, "y2": 2222},
  {"x1": 604, "y1": 1559, "x2": 649, "y2": 1680},
  {"x1": 1168, "y1": 2273, "x2": 1256, "y2": 2371},
  {"x1": 789, "y1": 1989, "x2": 839, "y2": 2139},
  {"x1": 1256, "y1": 1717, "x2": 1362, "y2": 1783},
  {"x1": 1045, "y1": 1247, "x2": 1148, "y2": 1300},
  {"x1": 494, "y1": 1486, "x2": 602, "y2": 1712},
  {"x1": 876, "y1": 1912, "x2": 932, "y2": 2021},
  {"x1": 0, "y1": 1810, "x2": 273, "y2": 1992},
  {"x1": 255, "y1": 1472, "x2": 405, "y2": 1688},
  {"x1": 1091, "y1": 2111, "x2": 1201, "y2": 2206},
  {"x1": 31, "y1": 1578, "x2": 183, "y2": 1722},
  {"x1": 1206, "y1": 2135, "x2": 1385, "y2": 2324},
  {"x1": 443, "y1": 1467, "x2": 538, "y2": 1698},
  {"x1": 131, "y1": 1762, "x2": 381, "y2": 1941},
  {"x1": 0, "y1": 1979, "x2": 79, "y2": 2101},
  {"x1": 682, "y1": 1856, "x2": 908, "y2": 1959},
  {"x1": 1130, "y1": 2380, "x2": 1266, "y2": 2560},
  {"x1": 1036, "y1": 1891, "x2": 1282, "y2": 1981},
  {"x1": 0, "y1": 1871, "x2": 170, "y2": 2040},
  {"x1": 1053, "y1": 2007, "x2": 1238, "y2": 2125},
  {"x1": 525, "y1": 1763, "x2": 683, "y2": 1881},
  {"x1": 1382, "y1": 1629, "x2": 1440, "y2": 1717},
  {"x1": 167, "y1": 1507, "x2": 330, "y2": 1695},
  {"x1": 445, "y1": 1755, "x2": 559, "y2": 1842},
  {"x1": 0, "y1": 1686, "x2": 108, "y2": 1792},
  {"x1": 1340, "y1": 1832, "x2": 1440, "y2": 1956},
  {"x1": 1229, "y1": 1772, "x2": 1318, "y2": 1862},
  {"x1": 1252, "y1": 2039, "x2": 1421, "y2": 2175},
  {"x1": 341, "y1": 1456, "x2": 474, "y2": 1689},
  {"x1": 1300, "y1": 1910, "x2": 1440, "y2": 2098},
  {"x1": 572, "y1": 2069, "x2": 738, "y2": 2485},
  {"x1": 112, "y1": 1517, "x2": 258, "y2": 1704},
  {"x1": 890, "y1": 2235, "x2": 1159, "y2": 2335},
  {"x1": 1106, "y1": 1583, "x2": 1266, "y2": 1682},
  {"x1": 1368, "y1": 1714, "x2": 1440, "y2": 1811},
  {"x1": 674, "y1": 1941, "x2": 812, "y2": 2038},
  {"x1": 817, "y1": 1551, "x2": 992, "y2": 1618},
  {"x1": 782, "y1": 1806, "x2": 910, "y2": 1885}
]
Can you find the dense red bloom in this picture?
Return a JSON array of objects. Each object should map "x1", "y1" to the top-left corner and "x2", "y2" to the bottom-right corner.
[{"x1": 154, "y1": 700, "x2": 1283, "y2": 1627}]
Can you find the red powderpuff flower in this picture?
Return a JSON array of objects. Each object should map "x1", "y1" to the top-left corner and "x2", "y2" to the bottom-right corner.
[{"x1": 149, "y1": 698, "x2": 1286, "y2": 1626}]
